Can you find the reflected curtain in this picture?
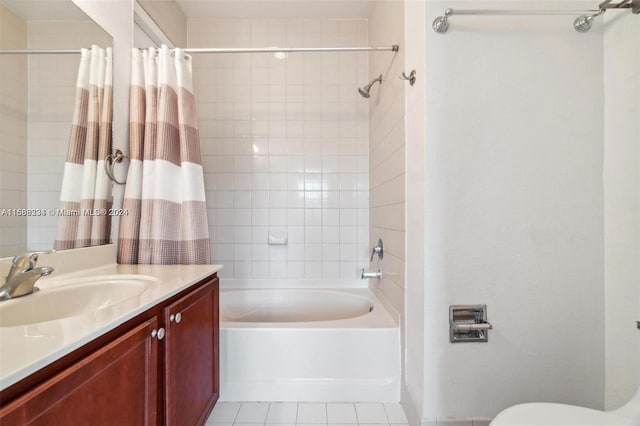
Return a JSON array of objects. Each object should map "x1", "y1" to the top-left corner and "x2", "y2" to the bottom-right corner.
[
  {"x1": 55, "y1": 45, "x2": 113, "y2": 250},
  {"x1": 118, "y1": 46, "x2": 210, "y2": 264}
]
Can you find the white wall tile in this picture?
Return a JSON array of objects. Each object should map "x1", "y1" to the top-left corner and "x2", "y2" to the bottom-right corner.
[
  {"x1": 191, "y1": 18, "x2": 369, "y2": 279},
  {"x1": 252, "y1": 261, "x2": 269, "y2": 278},
  {"x1": 367, "y1": 2, "x2": 406, "y2": 317},
  {"x1": 304, "y1": 261, "x2": 322, "y2": 278},
  {"x1": 287, "y1": 261, "x2": 305, "y2": 278}
]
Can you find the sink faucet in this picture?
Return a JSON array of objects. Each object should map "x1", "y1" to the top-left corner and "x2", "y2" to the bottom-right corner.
[{"x1": 0, "y1": 251, "x2": 55, "y2": 301}]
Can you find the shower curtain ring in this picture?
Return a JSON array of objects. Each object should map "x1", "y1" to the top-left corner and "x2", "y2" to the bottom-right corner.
[{"x1": 105, "y1": 149, "x2": 127, "y2": 185}]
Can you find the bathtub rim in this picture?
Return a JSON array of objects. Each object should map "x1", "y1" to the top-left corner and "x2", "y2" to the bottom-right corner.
[{"x1": 220, "y1": 287, "x2": 398, "y2": 329}]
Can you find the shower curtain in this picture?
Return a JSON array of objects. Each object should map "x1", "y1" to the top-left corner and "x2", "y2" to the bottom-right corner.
[
  {"x1": 55, "y1": 46, "x2": 113, "y2": 250},
  {"x1": 118, "y1": 46, "x2": 210, "y2": 264}
]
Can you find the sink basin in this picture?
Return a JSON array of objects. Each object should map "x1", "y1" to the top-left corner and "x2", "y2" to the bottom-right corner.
[{"x1": 0, "y1": 275, "x2": 158, "y2": 327}]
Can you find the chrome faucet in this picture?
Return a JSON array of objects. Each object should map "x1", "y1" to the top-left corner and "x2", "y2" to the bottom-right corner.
[
  {"x1": 370, "y1": 238, "x2": 384, "y2": 262},
  {"x1": 361, "y1": 269, "x2": 382, "y2": 280},
  {"x1": 0, "y1": 251, "x2": 55, "y2": 301}
]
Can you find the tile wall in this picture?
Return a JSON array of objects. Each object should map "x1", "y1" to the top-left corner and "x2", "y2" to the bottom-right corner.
[
  {"x1": 0, "y1": 4, "x2": 27, "y2": 257},
  {"x1": 367, "y1": 3, "x2": 406, "y2": 315},
  {"x1": 26, "y1": 21, "x2": 111, "y2": 250},
  {"x1": 188, "y1": 19, "x2": 371, "y2": 280}
]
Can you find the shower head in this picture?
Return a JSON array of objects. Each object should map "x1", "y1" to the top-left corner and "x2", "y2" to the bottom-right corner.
[{"x1": 358, "y1": 74, "x2": 383, "y2": 99}]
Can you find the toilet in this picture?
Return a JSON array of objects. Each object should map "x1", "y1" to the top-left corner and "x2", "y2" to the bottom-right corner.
[{"x1": 490, "y1": 386, "x2": 640, "y2": 426}]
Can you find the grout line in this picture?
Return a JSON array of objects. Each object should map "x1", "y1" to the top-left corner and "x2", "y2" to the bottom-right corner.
[
  {"x1": 265, "y1": 402, "x2": 273, "y2": 424},
  {"x1": 233, "y1": 402, "x2": 242, "y2": 423}
]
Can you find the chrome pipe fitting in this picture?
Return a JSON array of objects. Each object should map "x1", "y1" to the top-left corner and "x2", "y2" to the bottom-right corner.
[{"x1": 361, "y1": 269, "x2": 382, "y2": 280}]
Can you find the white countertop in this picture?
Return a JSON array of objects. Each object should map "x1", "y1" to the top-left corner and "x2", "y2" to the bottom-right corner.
[{"x1": 0, "y1": 255, "x2": 222, "y2": 391}]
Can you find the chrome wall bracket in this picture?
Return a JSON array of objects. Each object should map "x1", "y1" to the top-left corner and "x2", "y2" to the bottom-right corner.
[
  {"x1": 449, "y1": 305, "x2": 493, "y2": 343},
  {"x1": 400, "y1": 70, "x2": 417, "y2": 86},
  {"x1": 105, "y1": 149, "x2": 127, "y2": 185}
]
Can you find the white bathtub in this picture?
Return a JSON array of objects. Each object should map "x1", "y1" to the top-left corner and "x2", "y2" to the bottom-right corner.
[{"x1": 219, "y1": 287, "x2": 400, "y2": 402}]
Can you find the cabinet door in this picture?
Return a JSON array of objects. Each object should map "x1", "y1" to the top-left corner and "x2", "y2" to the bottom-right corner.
[
  {"x1": 0, "y1": 317, "x2": 159, "y2": 426},
  {"x1": 163, "y1": 277, "x2": 219, "y2": 426}
]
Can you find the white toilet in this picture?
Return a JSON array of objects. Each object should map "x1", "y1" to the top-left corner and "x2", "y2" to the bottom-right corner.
[{"x1": 490, "y1": 385, "x2": 640, "y2": 426}]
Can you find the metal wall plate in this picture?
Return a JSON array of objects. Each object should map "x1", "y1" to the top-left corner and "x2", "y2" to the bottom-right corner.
[{"x1": 449, "y1": 304, "x2": 493, "y2": 343}]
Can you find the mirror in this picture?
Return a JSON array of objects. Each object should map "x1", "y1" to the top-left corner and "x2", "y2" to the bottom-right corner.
[{"x1": 0, "y1": 0, "x2": 113, "y2": 257}]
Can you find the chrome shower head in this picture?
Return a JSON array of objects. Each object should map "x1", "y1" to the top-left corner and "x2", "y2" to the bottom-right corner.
[
  {"x1": 357, "y1": 74, "x2": 383, "y2": 99},
  {"x1": 358, "y1": 87, "x2": 371, "y2": 99}
]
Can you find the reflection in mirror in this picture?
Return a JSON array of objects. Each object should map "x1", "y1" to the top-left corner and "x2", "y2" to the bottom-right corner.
[{"x1": 0, "y1": 1, "x2": 112, "y2": 256}]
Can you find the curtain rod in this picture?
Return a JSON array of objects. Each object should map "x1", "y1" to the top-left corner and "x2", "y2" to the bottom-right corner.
[
  {"x1": 0, "y1": 49, "x2": 83, "y2": 54},
  {"x1": 0, "y1": 46, "x2": 400, "y2": 55},
  {"x1": 433, "y1": 0, "x2": 638, "y2": 33},
  {"x1": 442, "y1": 9, "x2": 602, "y2": 16},
  {"x1": 184, "y1": 46, "x2": 399, "y2": 54}
]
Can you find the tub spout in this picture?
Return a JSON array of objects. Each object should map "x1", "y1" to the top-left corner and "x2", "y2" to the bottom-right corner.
[{"x1": 361, "y1": 269, "x2": 382, "y2": 280}]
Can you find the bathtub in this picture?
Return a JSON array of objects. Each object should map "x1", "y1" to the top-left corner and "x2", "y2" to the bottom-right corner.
[{"x1": 219, "y1": 286, "x2": 400, "y2": 402}]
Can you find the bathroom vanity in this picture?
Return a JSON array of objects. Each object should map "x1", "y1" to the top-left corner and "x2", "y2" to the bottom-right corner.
[{"x1": 0, "y1": 247, "x2": 222, "y2": 426}]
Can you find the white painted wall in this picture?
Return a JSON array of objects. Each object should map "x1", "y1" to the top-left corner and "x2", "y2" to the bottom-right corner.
[
  {"x1": 138, "y1": 0, "x2": 186, "y2": 47},
  {"x1": 422, "y1": 1, "x2": 605, "y2": 419},
  {"x1": 403, "y1": 1, "x2": 426, "y2": 423},
  {"x1": 603, "y1": 8, "x2": 640, "y2": 411}
]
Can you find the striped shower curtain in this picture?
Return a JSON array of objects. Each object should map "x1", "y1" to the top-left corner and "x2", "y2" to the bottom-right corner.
[
  {"x1": 55, "y1": 46, "x2": 113, "y2": 250},
  {"x1": 118, "y1": 46, "x2": 210, "y2": 264}
]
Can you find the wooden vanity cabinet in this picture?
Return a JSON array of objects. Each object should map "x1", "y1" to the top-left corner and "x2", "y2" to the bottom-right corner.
[
  {"x1": 0, "y1": 274, "x2": 219, "y2": 426},
  {"x1": 163, "y1": 279, "x2": 219, "y2": 426},
  {"x1": 0, "y1": 318, "x2": 159, "y2": 426}
]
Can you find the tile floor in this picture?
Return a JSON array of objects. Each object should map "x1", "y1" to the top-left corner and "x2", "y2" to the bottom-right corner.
[{"x1": 206, "y1": 402, "x2": 409, "y2": 426}]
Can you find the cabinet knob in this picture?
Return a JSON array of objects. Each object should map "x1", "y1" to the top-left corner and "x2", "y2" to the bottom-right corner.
[
  {"x1": 151, "y1": 328, "x2": 166, "y2": 340},
  {"x1": 170, "y1": 313, "x2": 182, "y2": 323}
]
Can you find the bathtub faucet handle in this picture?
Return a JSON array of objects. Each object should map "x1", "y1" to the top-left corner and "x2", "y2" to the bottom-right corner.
[
  {"x1": 369, "y1": 238, "x2": 384, "y2": 262},
  {"x1": 361, "y1": 269, "x2": 382, "y2": 280}
]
